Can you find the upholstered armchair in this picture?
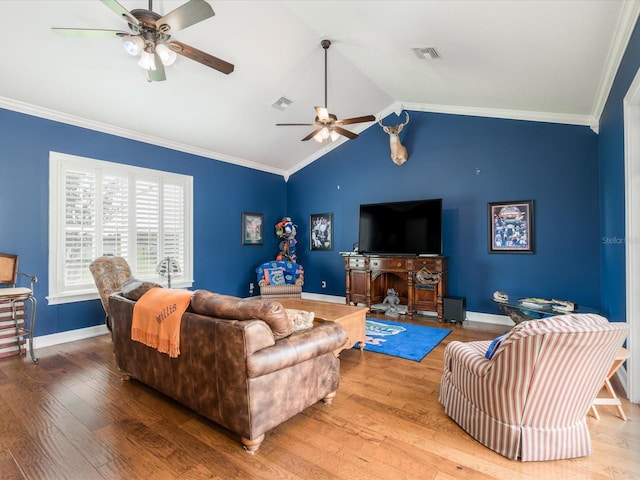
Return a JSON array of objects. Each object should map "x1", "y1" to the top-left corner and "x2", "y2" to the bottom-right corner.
[
  {"x1": 89, "y1": 256, "x2": 135, "y2": 331},
  {"x1": 439, "y1": 314, "x2": 628, "y2": 461},
  {"x1": 255, "y1": 260, "x2": 304, "y2": 299}
]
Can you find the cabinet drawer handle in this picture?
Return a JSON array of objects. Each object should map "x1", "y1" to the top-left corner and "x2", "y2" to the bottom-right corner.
[{"x1": 397, "y1": 262, "x2": 401, "y2": 267}]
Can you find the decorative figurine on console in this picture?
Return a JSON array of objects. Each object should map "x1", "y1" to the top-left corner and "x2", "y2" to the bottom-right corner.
[
  {"x1": 383, "y1": 288, "x2": 400, "y2": 316},
  {"x1": 275, "y1": 217, "x2": 298, "y2": 263}
]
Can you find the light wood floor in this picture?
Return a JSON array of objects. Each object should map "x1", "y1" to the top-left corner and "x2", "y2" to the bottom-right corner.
[{"x1": 0, "y1": 315, "x2": 638, "y2": 480}]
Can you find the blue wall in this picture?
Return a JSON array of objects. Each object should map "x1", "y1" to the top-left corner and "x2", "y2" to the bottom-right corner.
[
  {"x1": 0, "y1": 108, "x2": 286, "y2": 336},
  {"x1": 598, "y1": 18, "x2": 640, "y2": 322},
  {"x1": 288, "y1": 112, "x2": 600, "y2": 315},
  {"x1": 4, "y1": 14, "x2": 639, "y2": 337}
]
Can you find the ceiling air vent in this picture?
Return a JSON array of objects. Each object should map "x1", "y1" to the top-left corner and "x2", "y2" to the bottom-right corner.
[
  {"x1": 411, "y1": 47, "x2": 440, "y2": 60},
  {"x1": 272, "y1": 96, "x2": 292, "y2": 111}
]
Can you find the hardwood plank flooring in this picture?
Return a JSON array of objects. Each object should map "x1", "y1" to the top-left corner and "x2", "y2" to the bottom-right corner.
[{"x1": 0, "y1": 314, "x2": 638, "y2": 480}]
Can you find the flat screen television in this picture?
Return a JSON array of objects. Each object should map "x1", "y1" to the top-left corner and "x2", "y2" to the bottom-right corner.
[{"x1": 358, "y1": 199, "x2": 442, "y2": 256}]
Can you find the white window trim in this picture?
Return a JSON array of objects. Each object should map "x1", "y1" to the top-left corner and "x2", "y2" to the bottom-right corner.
[{"x1": 48, "y1": 151, "x2": 194, "y2": 305}]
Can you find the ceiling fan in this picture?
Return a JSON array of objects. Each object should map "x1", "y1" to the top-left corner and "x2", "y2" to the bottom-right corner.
[
  {"x1": 52, "y1": 0, "x2": 234, "y2": 82},
  {"x1": 277, "y1": 39, "x2": 375, "y2": 142}
]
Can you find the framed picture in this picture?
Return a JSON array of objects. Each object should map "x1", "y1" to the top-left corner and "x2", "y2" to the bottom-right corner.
[
  {"x1": 488, "y1": 200, "x2": 534, "y2": 253},
  {"x1": 310, "y1": 213, "x2": 333, "y2": 251},
  {"x1": 242, "y1": 212, "x2": 263, "y2": 245}
]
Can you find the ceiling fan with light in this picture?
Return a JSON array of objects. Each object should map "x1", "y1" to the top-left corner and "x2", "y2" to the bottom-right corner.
[
  {"x1": 52, "y1": 0, "x2": 234, "y2": 82},
  {"x1": 277, "y1": 39, "x2": 375, "y2": 142}
]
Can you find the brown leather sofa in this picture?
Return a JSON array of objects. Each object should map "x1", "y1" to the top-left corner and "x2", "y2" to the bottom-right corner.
[{"x1": 108, "y1": 288, "x2": 348, "y2": 454}]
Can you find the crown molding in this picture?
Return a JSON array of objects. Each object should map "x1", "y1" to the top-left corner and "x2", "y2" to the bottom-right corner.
[
  {"x1": 282, "y1": 98, "x2": 601, "y2": 178},
  {"x1": 376, "y1": 101, "x2": 588, "y2": 129},
  {"x1": 403, "y1": 102, "x2": 595, "y2": 128},
  {"x1": 591, "y1": 0, "x2": 640, "y2": 129},
  {"x1": 0, "y1": 93, "x2": 603, "y2": 182},
  {"x1": 285, "y1": 118, "x2": 379, "y2": 178},
  {"x1": 0, "y1": 96, "x2": 286, "y2": 177}
]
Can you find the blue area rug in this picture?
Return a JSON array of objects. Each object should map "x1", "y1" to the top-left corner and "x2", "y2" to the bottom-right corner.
[{"x1": 356, "y1": 318, "x2": 451, "y2": 362}]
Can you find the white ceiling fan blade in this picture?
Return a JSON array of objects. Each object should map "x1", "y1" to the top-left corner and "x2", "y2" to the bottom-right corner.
[
  {"x1": 51, "y1": 28, "x2": 128, "y2": 38},
  {"x1": 156, "y1": 0, "x2": 214, "y2": 34},
  {"x1": 147, "y1": 52, "x2": 167, "y2": 82},
  {"x1": 100, "y1": 0, "x2": 140, "y2": 27}
]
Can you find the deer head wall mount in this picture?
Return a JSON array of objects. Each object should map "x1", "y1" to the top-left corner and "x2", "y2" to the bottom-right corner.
[{"x1": 379, "y1": 112, "x2": 410, "y2": 165}]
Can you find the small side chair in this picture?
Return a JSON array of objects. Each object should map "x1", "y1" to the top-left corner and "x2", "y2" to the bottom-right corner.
[
  {"x1": 255, "y1": 260, "x2": 304, "y2": 299},
  {"x1": 0, "y1": 253, "x2": 38, "y2": 362}
]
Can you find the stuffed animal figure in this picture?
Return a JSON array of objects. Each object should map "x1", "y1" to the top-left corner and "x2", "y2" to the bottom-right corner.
[{"x1": 275, "y1": 217, "x2": 298, "y2": 262}]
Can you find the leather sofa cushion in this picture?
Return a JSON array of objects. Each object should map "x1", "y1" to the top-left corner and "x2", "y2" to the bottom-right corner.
[
  {"x1": 191, "y1": 290, "x2": 292, "y2": 340},
  {"x1": 246, "y1": 322, "x2": 347, "y2": 377}
]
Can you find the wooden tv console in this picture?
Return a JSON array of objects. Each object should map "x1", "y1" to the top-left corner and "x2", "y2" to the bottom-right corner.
[{"x1": 343, "y1": 254, "x2": 448, "y2": 322}]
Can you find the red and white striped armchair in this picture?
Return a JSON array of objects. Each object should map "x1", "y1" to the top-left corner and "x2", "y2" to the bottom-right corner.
[{"x1": 439, "y1": 314, "x2": 628, "y2": 461}]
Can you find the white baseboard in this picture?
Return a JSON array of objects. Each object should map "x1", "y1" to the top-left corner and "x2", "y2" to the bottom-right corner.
[
  {"x1": 32, "y1": 324, "x2": 109, "y2": 353},
  {"x1": 466, "y1": 311, "x2": 513, "y2": 326},
  {"x1": 301, "y1": 293, "x2": 513, "y2": 325},
  {"x1": 301, "y1": 292, "x2": 347, "y2": 304}
]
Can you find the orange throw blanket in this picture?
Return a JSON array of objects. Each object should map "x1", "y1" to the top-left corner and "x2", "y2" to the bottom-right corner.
[{"x1": 131, "y1": 287, "x2": 193, "y2": 358}]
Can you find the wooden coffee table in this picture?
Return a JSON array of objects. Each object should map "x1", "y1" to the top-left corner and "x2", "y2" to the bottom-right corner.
[{"x1": 278, "y1": 298, "x2": 368, "y2": 355}]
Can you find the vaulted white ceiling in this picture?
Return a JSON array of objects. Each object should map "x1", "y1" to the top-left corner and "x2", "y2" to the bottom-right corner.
[{"x1": 0, "y1": 1, "x2": 637, "y2": 177}]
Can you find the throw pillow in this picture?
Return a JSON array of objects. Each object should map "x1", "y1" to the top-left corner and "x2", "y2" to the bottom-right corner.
[
  {"x1": 285, "y1": 309, "x2": 315, "y2": 332},
  {"x1": 263, "y1": 267, "x2": 286, "y2": 285},
  {"x1": 121, "y1": 279, "x2": 163, "y2": 301},
  {"x1": 485, "y1": 332, "x2": 509, "y2": 359}
]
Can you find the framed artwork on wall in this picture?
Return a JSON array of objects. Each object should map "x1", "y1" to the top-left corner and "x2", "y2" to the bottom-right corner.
[
  {"x1": 488, "y1": 200, "x2": 534, "y2": 253},
  {"x1": 310, "y1": 213, "x2": 333, "y2": 251},
  {"x1": 242, "y1": 212, "x2": 263, "y2": 245}
]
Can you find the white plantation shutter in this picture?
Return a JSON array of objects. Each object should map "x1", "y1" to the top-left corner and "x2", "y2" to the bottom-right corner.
[
  {"x1": 102, "y1": 174, "x2": 129, "y2": 258},
  {"x1": 63, "y1": 170, "x2": 97, "y2": 289},
  {"x1": 162, "y1": 182, "x2": 185, "y2": 281},
  {"x1": 135, "y1": 179, "x2": 160, "y2": 278},
  {"x1": 49, "y1": 152, "x2": 193, "y2": 304}
]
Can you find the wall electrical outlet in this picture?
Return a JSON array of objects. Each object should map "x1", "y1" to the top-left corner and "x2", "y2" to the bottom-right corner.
[{"x1": 321, "y1": 281, "x2": 327, "y2": 288}]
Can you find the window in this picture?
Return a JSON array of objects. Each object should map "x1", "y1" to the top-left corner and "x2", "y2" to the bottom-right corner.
[{"x1": 48, "y1": 152, "x2": 193, "y2": 304}]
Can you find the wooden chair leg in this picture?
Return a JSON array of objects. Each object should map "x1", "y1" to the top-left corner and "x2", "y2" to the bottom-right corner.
[
  {"x1": 241, "y1": 434, "x2": 265, "y2": 455},
  {"x1": 603, "y1": 378, "x2": 627, "y2": 421},
  {"x1": 591, "y1": 347, "x2": 629, "y2": 421},
  {"x1": 322, "y1": 391, "x2": 337, "y2": 405}
]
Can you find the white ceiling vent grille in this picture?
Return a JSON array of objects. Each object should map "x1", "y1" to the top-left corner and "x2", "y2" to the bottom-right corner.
[
  {"x1": 272, "y1": 96, "x2": 292, "y2": 110},
  {"x1": 412, "y1": 47, "x2": 440, "y2": 60}
]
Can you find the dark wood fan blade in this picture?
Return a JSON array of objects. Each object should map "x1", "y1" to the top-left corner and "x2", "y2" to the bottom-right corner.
[
  {"x1": 336, "y1": 114, "x2": 376, "y2": 126},
  {"x1": 156, "y1": 0, "x2": 214, "y2": 34},
  {"x1": 168, "y1": 40, "x2": 234, "y2": 74},
  {"x1": 276, "y1": 123, "x2": 316, "y2": 126},
  {"x1": 302, "y1": 128, "x2": 324, "y2": 142},
  {"x1": 334, "y1": 126, "x2": 359, "y2": 139},
  {"x1": 147, "y1": 52, "x2": 166, "y2": 82},
  {"x1": 51, "y1": 28, "x2": 128, "y2": 38},
  {"x1": 100, "y1": 0, "x2": 140, "y2": 27}
]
